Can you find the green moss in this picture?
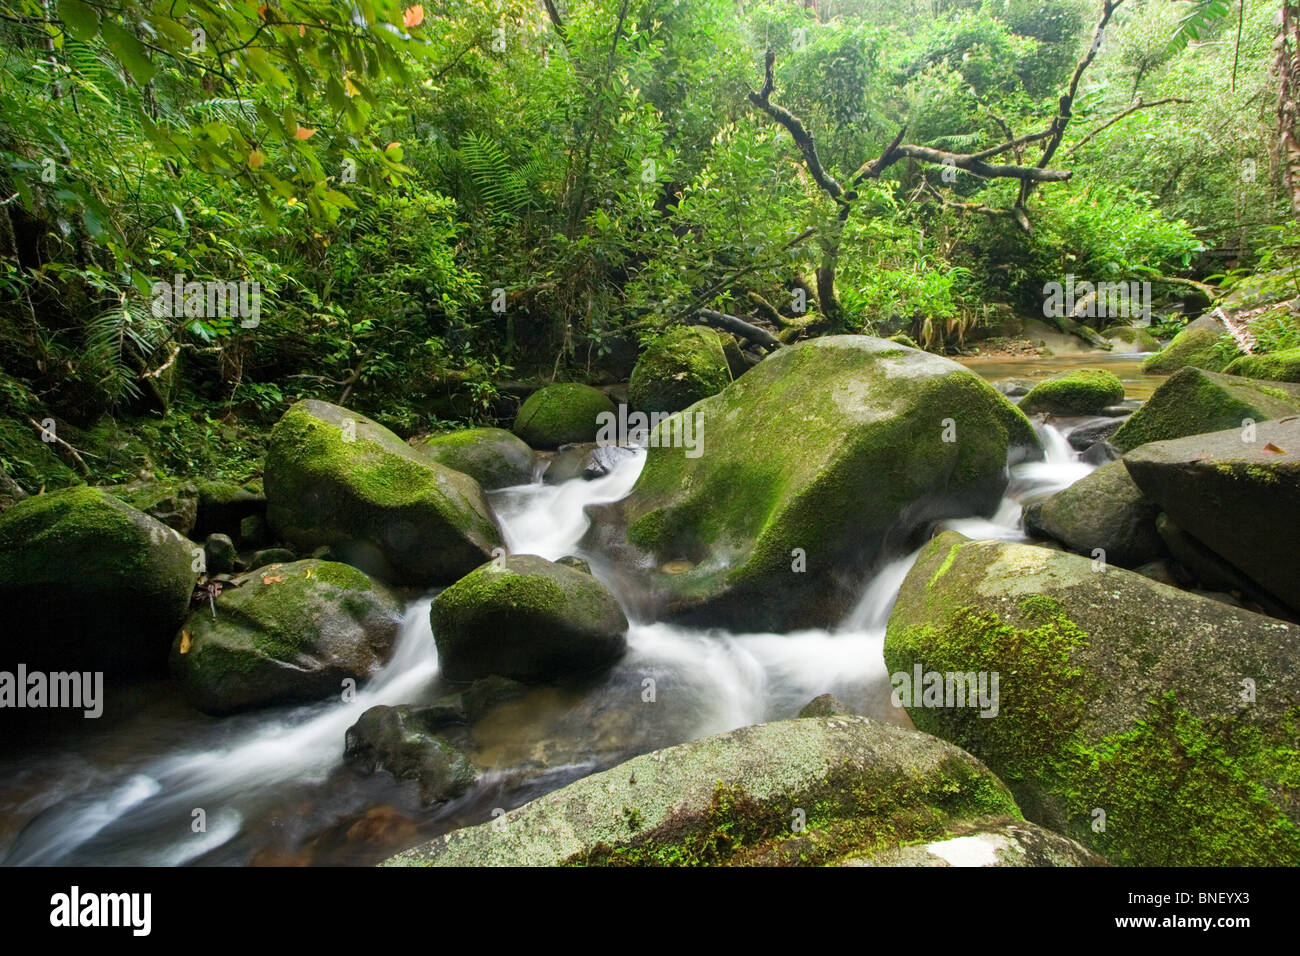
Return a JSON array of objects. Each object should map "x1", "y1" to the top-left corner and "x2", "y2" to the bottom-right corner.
[
  {"x1": 629, "y1": 327, "x2": 733, "y2": 414},
  {"x1": 1225, "y1": 347, "x2": 1300, "y2": 383},
  {"x1": 512, "y1": 383, "x2": 617, "y2": 449},
  {"x1": 1112, "y1": 366, "x2": 1300, "y2": 451},
  {"x1": 564, "y1": 756, "x2": 1019, "y2": 867},
  {"x1": 617, "y1": 338, "x2": 1038, "y2": 627},
  {"x1": 885, "y1": 534, "x2": 1300, "y2": 865},
  {"x1": 419, "y1": 427, "x2": 534, "y2": 489},
  {"x1": 1142, "y1": 325, "x2": 1237, "y2": 374},
  {"x1": 1019, "y1": 368, "x2": 1125, "y2": 416},
  {"x1": 264, "y1": 400, "x2": 501, "y2": 584}
]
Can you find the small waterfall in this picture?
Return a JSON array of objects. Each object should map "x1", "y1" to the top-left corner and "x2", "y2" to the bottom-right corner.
[{"x1": 3, "y1": 422, "x2": 1090, "y2": 865}]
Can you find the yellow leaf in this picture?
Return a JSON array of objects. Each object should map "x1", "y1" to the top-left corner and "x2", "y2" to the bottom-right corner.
[
  {"x1": 294, "y1": 126, "x2": 316, "y2": 140},
  {"x1": 179, "y1": 631, "x2": 192, "y2": 654},
  {"x1": 248, "y1": 149, "x2": 266, "y2": 169},
  {"x1": 403, "y1": 5, "x2": 424, "y2": 28}
]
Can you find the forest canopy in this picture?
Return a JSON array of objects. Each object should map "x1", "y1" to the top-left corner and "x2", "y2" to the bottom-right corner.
[{"x1": 0, "y1": 0, "x2": 1295, "y2": 486}]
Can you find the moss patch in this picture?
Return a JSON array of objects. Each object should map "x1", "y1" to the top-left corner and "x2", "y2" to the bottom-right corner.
[
  {"x1": 628, "y1": 326, "x2": 733, "y2": 414},
  {"x1": 885, "y1": 532, "x2": 1300, "y2": 865},
  {"x1": 512, "y1": 384, "x2": 617, "y2": 449},
  {"x1": 1112, "y1": 366, "x2": 1300, "y2": 451},
  {"x1": 1019, "y1": 368, "x2": 1125, "y2": 416}
]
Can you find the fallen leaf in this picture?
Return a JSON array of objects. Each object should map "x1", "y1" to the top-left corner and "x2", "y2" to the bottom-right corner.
[
  {"x1": 179, "y1": 631, "x2": 192, "y2": 654},
  {"x1": 1263, "y1": 442, "x2": 1286, "y2": 455},
  {"x1": 263, "y1": 575, "x2": 284, "y2": 585}
]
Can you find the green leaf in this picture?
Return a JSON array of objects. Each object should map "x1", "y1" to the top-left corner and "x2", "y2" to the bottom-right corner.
[
  {"x1": 101, "y1": 21, "x2": 157, "y2": 84},
  {"x1": 58, "y1": 0, "x2": 99, "y2": 42}
]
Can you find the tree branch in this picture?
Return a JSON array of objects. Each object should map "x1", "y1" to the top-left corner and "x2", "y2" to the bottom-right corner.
[{"x1": 1065, "y1": 96, "x2": 1192, "y2": 157}]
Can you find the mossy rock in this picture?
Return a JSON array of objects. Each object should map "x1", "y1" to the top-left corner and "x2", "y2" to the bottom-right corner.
[
  {"x1": 629, "y1": 326, "x2": 734, "y2": 414},
  {"x1": 1111, "y1": 367, "x2": 1300, "y2": 452},
  {"x1": 432, "y1": 554, "x2": 627, "y2": 683},
  {"x1": 0, "y1": 487, "x2": 198, "y2": 678},
  {"x1": 884, "y1": 531, "x2": 1300, "y2": 865},
  {"x1": 345, "y1": 704, "x2": 479, "y2": 805},
  {"x1": 1019, "y1": 369, "x2": 1125, "y2": 416},
  {"x1": 1024, "y1": 460, "x2": 1164, "y2": 568},
  {"x1": 417, "y1": 427, "x2": 535, "y2": 489},
  {"x1": 587, "y1": 336, "x2": 1042, "y2": 631},
  {"x1": 264, "y1": 400, "x2": 503, "y2": 586},
  {"x1": 170, "y1": 559, "x2": 403, "y2": 715},
  {"x1": 1141, "y1": 314, "x2": 1237, "y2": 374},
  {"x1": 512, "y1": 384, "x2": 617, "y2": 449},
  {"x1": 105, "y1": 478, "x2": 198, "y2": 535},
  {"x1": 382, "y1": 716, "x2": 1102, "y2": 867},
  {"x1": 1124, "y1": 417, "x2": 1300, "y2": 616},
  {"x1": 1225, "y1": 346, "x2": 1300, "y2": 383}
]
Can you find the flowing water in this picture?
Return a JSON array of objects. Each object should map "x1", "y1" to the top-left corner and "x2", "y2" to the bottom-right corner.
[{"x1": 0, "y1": 384, "x2": 1107, "y2": 866}]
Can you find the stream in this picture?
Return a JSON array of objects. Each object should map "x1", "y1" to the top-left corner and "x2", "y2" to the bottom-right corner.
[{"x1": 0, "y1": 358, "x2": 1130, "y2": 867}]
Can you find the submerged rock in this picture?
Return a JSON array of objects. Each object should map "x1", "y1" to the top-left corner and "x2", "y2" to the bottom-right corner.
[
  {"x1": 432, "y1": 554, "x2": 628, "y2": 682},
  {"x1": 383, "y1": 716, "x2": 1083, "y2": 867},
  {"x1": 170, "y1": 559, "x2": 404, "y2": 715},
  {"x1": 344, "y1": 704, "x2": 479, "y2": 805},
  {"x1": 629, "y1": 326, "x2": 734, "y2": 414},
  {"x1": 1124, "y1": 417, "x2": 1300, "y2": 615},
  {"x1": 1024, "y1": 460, "x2": 1164, "y2": 568},
  {"x1": 264, "y1": 400, "x2": 503, "y2": 586},
  {"x1": 587, "y1": 335, "x2": 1041, "y2": 631},
  {"x1": 0, "y1": 487, "x2": 197, "y2": 677},
  {"x1": 416, "y1": 427, "x2": 535, "y2": 490},
  {"x1": 512, "y1": 384, "x2": 617, "y2": 449},
  {"x1": 884, "y1": 531, "x2": 1300, "y2": 865},
  {"x1": 1112, "y1": 367, "x2": 1300, "y2": 451},
  {"x1": 1019, "y1": 369, "x2": 1125, "y2": 416}
]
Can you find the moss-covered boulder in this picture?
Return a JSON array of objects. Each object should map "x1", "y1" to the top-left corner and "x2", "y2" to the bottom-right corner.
[
  {"x1": 1024, "y1": 460, "x2": 1164, "y2": 568},
  {"x1": 169, "y1": 559, "x2": 403, "y2": 715},
  {"x1": 105, "y1": 479, "x2": 198, "y2": 535},
  {"x1": 264, "y1": 400, "x2": 502, "y2": 586},
  {"x1": 345, "y1": 704, "x2": 479, "y2": 805},
  {"x1": 1124, "y1": 417, "x2": 1300, "y2": 616},
  {"x1": 382, "y1": 716, "x2": 1102, "y2": 867},
  {"x1": 1225, "y1": 346, "x2": 1300, "y2": 383},
  {"x1": 884, "y1": 531, "x2": 1300, "y2": 865},
  {"x1": 0, "y1": 487, "x2": 198, "y2": 677},
  {"x1": 432, "y1": 554, "x2": 628, "y2": 682},
  {"x1": 417, "y1": 427, "x2": 535, "y2": 489},
  {"x1": 512, "y1": 384, "x2": 617, "y2": 449},
  {"x1": 1019, "y1": 369, "x2": 1125, "y2": 416},
  {"x1": 628, "y1": 326, "x2": 734, "y2": 414},
  {"x1": 1111, "y1": 367, "x2": 1300, "y2": 452},
  {"x1": 587, "y1": 336, "x2": 1041, "y2": 631},
  {"x1": 1141, "y1": 314, "x2": 1237, "y2": 374}
]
